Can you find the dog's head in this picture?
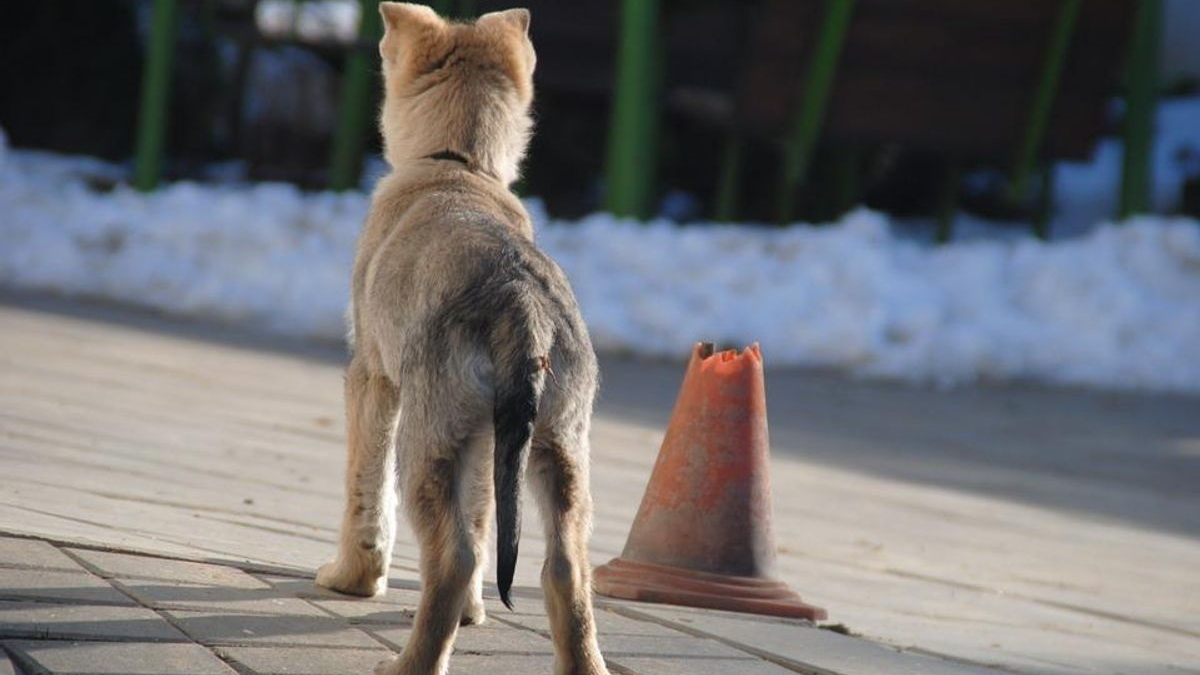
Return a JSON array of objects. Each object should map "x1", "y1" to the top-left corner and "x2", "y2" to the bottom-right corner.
[{"x1": 376, "y1": 3, "x2": 536, "y2": 184}]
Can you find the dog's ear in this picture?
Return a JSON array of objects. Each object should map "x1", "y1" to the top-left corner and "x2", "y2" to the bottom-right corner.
[
  {"x1": 379, "y1": 2, "x2": 444, "y2": 64},
  {"x1": 477, "y1": 8, "x2": 530, "y2": 37}
]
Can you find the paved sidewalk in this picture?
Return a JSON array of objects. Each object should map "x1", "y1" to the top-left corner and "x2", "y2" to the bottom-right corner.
[
  {"x1": 1, "y1": 293, "x2": 1198, "y2": 674},
  {"x1": 0, "y1": 534, "x2": 987, "y2": 675}
]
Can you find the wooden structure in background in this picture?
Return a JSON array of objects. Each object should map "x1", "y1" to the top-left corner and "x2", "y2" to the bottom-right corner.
[
  {"x1": 740, "y1": 0, "x2": 1133, "y2": 159},
  {"x1": 131, "y1": 0, "x2": 1162, "y2": 235},
  {"x1": 736, "y1": 0, "x2": 1139, "y2": 225}
]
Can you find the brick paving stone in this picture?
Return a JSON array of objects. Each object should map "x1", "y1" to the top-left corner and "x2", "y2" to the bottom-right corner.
[
  {"x1": 216, "y1": 646, "x2": 393, "y2": 675},
  {"x1": 607, "y1": 654, "x2": 799, "y2": 675},
  {"x1": 445, "y1": 654, "x2": 557, "y2": 675},
  {"x1": 259, "y1": 575, "x2": 423, "y2": 601},
  {"x1": 0, "y1": 601, "x2": 186, "y2": 642},
  {"x1": 254, "y1": 576, "x2": 354, "y2": 602},
  {"x1": 314, "y1": 601, "x2": 413, "y2": 626},
  {"x1": 2, "y1": 640, "x2": 237, "y2": 674},
  {"x1": 626, "y1": 605, "x2": 1002, "y2": 675},
  {"x1": 260, "y1": 576, "x2": 428, "y2": 625},
  {"x1": 0, "y1": 569, "x2": 133, "y2": 606},
  {"x1": 495, "y1": 602, "x2": 689, "y2": 638},
  {"x1": 68, "y1": 550, "x2": 269, "y2": 588},
  {"x1": 599, "y1": 634, "x2": 752, "y2": 659},
  {"x1": 452, "y1": 624, "x2": 555, "y2": 656},
  {"x1": 0, "y1": 538, "x2": 84, "y2": 573},
  {"x1": 114, "y1": 579, "x2": 327, "y2": 617},
  {"x1": 166, "y1": 611, "x2": 381, "y2": 649},
  {"x1": 368, "y1": 622, "x2": 554, "y2": 656}
]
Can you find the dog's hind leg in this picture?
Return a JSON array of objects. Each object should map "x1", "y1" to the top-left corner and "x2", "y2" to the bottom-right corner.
[
  {"x1": 529, "y1": 432, "x2": 609, "y2": 675},
  {"x1": 377, "y1": 420, "x2": 483, "y2": 675},
  {"x1": 458, "y1": 430, "x2": 494, "y2": 626},
  {"x1": 317, "y1": 358, "x2": 399, "y2": 597}
]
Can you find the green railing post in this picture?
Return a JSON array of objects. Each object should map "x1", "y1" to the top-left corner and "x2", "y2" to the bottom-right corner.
[
  {"x1": 604, "y1": 0, "x2": 661, "y2": 219},
  {"x1": 776, "y1": 0, "x2": 856, "y2": 224},
  {"x1": 133, "y1": 0, "x2": 179, "y2": 192},
  {"x1": 1008, "y1": 0, "x2": 1081, "y2": 204},
  {"x1": 1120, "y1": 0, "x2": 1162, "y2": 218},
  {"x1": 830, "y1": 145, "x2": 860, "y2": 216},
  {"x1": 329, "y1": 0, "x2": 384, "y2": 192},
  {"x1": 935, "y1": 158, "x2": 961, "y2": 244},
  {"x1": 1033, "y1": 162, "x2": 1055, "y2": 240},
  {"x1": 713, "y1": 135, "x2": 744, "y2": 222}
]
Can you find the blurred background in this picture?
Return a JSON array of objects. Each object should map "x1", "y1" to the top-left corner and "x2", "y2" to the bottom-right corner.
[
  {"x1": 1, "y1": 0, "x2": 1198, "y2": 390},
  {"x1": 2, "y1": 0, "x2": 1198, "y2": 232}
]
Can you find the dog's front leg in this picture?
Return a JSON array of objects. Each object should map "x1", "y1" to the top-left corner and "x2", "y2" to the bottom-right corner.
[{"x1": 316, "y1": 359, "x2": 398, "y2": 597}]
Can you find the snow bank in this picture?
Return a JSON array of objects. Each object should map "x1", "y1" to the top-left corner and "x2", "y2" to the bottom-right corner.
[
  {"x1": 1, "y1": 141, "x2": 1198, "y2": 392},
  {"x1": 542, "y1": 208, "x2": 1200, "y2": 391}
]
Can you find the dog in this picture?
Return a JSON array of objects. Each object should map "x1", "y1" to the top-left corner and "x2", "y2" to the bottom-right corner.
[{"x1": 314, "y1": 4, "x2": 609, "y2": 675}]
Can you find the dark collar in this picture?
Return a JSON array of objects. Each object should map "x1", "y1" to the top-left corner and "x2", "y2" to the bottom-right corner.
[
  {"x1": 422, "y1": 149, "x2": 503, "y2": 183},
  {"x1": 424, "y1": 149, "x2": 471, "y2": 166}
]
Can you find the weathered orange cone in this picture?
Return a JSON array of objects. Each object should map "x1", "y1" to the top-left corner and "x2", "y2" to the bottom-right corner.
[{"x1": 593, "y1": 342, "x2": 827, "y2": 621}]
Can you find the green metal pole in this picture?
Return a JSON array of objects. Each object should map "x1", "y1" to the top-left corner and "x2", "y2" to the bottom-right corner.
[
  {"x1": 1008, "y1": 0, "x2": 1081, "y2": 203},
  {"x1": 329, "y1": 0, "x2": 383, "y2": 192},
  {"x1": 935, "y1": 158, "x2": 961, "y2": 244},
  {"x1": 604, "y1": 0, "x2": 661, "y2": 219},
  {"x1": 830, "y1": 145, "x2": 860, "y2": 215},
  {"x1": 133, "y1": 0, "x2": 179, "y2": 191},
  {"x1": 1033, "y1": 162, "x2": 1055, "y2": 240},
  {"x1": 776, "y1": 0, "x2": 856, "y2": 223},
  {"x1": 1120, "y1": 0, "x2": 1162, "y2": 218},
  {"x1": 713, "y1": 135, "x2": 744, "y2": 222}
]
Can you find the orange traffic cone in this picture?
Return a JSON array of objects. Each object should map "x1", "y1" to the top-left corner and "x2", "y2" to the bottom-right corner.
[{"x1": 593, "y1": 342, "x2": 827, "y2": 621}]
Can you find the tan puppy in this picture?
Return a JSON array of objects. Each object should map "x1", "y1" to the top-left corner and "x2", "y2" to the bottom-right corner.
[{"x1": 314, "y1": 4, "x2": 608, "y2": 675}]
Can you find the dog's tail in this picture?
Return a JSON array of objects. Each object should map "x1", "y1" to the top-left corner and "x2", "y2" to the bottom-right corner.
[{"x1": 489, "y1": 305, "x2": 551, "y2": 610}]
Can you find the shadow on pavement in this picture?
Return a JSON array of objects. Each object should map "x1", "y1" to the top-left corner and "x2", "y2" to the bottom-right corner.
[{"x1": 5, "y1": 290, "x2": 1198, "y2": 539}]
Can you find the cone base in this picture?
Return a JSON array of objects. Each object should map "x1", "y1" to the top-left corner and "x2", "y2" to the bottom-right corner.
[{"x1": 593, "y1": 557, "x2": 827, "y2": 621}]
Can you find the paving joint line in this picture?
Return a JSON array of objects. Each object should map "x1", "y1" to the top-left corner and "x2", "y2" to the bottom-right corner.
[
  {"x1": 209, "y1": 646, "x2": 258, "y2": 675},
  {"x1": 0, "y1": 422, "x2": 341, "y2": 499},
  {"x1": 885, "y1": 568, "x2": 1200, "y2": 639},
  {"x1": 57, "y1": 542, "x2": 372, "y2": 667},
  {"x1": 3, "y1": 644, "x2": 40, "y2": 675},
  {"x1": 603, "y1": 604, "x2": 842, "y2": 675},
  {"x1": 0, "y1": 632, "x2": 185, "y2": 646},
  {"x1": 188, "y1": 513, "x2": 337, "y2": 545},
  {"x1": 9, "y1": 478, "x2": 340, "y2": 536},
  {"x1": 0, "y1": 595, "x2": 130, "y2": 609}
]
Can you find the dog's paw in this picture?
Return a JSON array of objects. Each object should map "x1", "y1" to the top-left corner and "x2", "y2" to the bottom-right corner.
[
  {"x1": 315, "y1": 560, "x2": 387, "y2": 597},
  {"x1": 459, "y1": 597, "x2": 486, "y2": 626}
]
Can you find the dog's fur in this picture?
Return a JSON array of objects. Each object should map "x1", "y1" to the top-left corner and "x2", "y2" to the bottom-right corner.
[{"x1": 314, "y1": 4, "x2": 608, "y2": 675}]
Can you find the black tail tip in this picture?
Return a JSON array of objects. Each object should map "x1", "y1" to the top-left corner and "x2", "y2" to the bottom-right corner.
[{"x1": 499, "y1": 583, "x2": 515, "y2": 610}]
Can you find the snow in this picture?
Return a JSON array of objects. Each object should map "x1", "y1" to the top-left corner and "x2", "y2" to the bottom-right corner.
[
  {"x1": 535, "y1": 207, "x2": 1200, "y2": 390},
  {"x1": 2, "y1": 131, "x2": 1199, "y2": 392},
  {"x1": 256, "y1": 0, "x2": 360, "y2": 43}
]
